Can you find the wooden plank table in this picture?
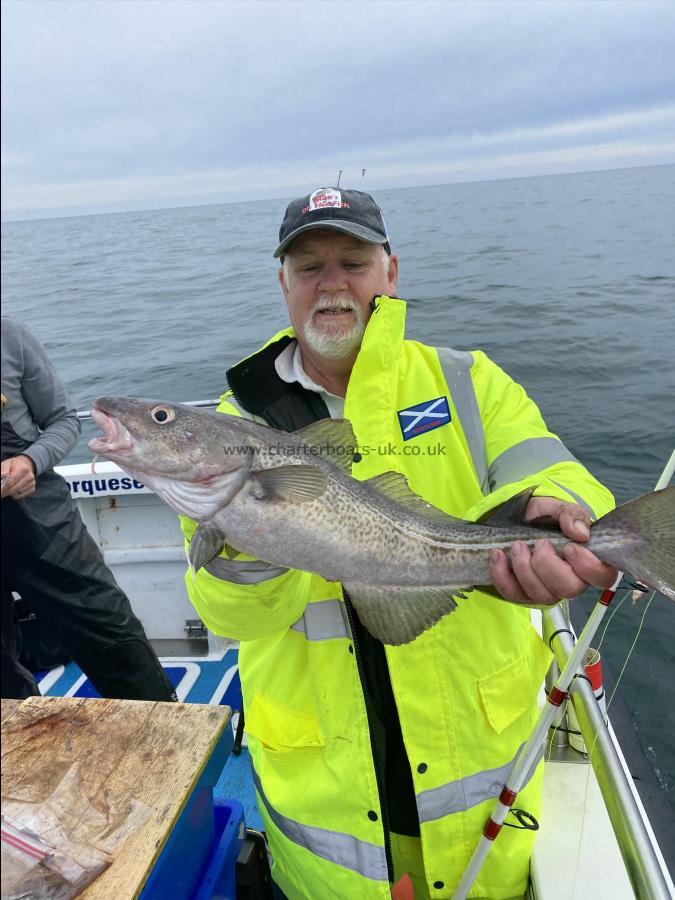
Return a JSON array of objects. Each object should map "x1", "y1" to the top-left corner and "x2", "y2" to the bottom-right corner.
[{"x1": 1, "y1": 696, "x2": 232, "y2": 898}]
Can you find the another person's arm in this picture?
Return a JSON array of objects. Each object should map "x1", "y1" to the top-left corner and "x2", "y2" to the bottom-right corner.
[{"x1": 1, "y1": 322, "x2": 80, "y2": 499}]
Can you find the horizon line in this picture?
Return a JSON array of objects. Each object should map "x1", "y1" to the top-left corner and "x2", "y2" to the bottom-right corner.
[{"x1": 2, "y1": 159, "x2": 673, "y2": 226}]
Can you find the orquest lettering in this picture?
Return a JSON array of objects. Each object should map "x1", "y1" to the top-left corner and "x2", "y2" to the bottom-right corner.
[{"x1": 66, "y1": 477, "x2": 146, "y2": 495}]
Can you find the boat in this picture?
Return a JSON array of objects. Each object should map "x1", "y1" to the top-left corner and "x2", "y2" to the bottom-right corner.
[{"x1": 18, "y1": 404, "x2": 675, "y2": 898}]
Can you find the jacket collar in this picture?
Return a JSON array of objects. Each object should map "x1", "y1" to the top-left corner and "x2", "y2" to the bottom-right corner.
[{"x1": 226, "y1": 295, "x2": 407, "y2": 433}]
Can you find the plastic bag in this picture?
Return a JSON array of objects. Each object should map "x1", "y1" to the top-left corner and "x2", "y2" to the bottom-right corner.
[
  {"x1": 1, "y1": 763, "x2": 151, "y2": 899},
  {"x1": 1, "y1": 811, "x2": 108, "y2": 899}
]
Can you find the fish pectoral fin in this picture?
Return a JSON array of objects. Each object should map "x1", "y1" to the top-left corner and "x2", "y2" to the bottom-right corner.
[
  {"x1": 344, "y1": 583, "x2": 465, "y2": 645},
  {"x1": 252, "y1": 464, "x2": 328, "y2": 503},
  {"x1": 294, "y1": 419, "x2": 357, "y2": 474},
  {"x1": 189, "y1": 523, "x2": 236, "y2": 571},
  {"x1": 478, "y1": 487, "x2": 537, "y2": 527},
  {"x1": 221, "y1": 541, "x2": 240, "y2": 560},
  {"x1": 366, "y1": 472, "x2": 463, "y2": 524}
]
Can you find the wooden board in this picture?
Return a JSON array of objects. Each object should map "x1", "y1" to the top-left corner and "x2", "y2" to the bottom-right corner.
[
  {"x1": 0, "y1": 698, "x2": 20, "y2": 726},
  {"x1": 1, "y1": 696, "x2": 231, "y2": 899}
]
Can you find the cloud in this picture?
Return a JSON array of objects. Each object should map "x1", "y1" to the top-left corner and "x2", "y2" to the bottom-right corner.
[{"x1": 2, "y1": 0, "x2": 675, "y2": 218}]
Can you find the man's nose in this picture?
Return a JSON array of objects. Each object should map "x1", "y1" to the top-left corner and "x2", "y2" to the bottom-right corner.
[{"x1": 317, "y1": 263, "x2": 348, "y2": 292}]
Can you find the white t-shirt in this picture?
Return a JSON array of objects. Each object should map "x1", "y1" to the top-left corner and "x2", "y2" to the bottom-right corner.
[{"x1": 274, "y1": 340, "x2": 345, "y2": 419}]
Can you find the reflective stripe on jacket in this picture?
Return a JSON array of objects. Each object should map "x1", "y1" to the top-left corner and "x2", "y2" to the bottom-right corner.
[{"x1": 180, "y1": 296, "x2": 614, "y2": 899}]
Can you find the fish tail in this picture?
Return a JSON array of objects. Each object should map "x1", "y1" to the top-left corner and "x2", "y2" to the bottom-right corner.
[{"x1": 590, "y1": 486, "x2": 675, "y2": 601}]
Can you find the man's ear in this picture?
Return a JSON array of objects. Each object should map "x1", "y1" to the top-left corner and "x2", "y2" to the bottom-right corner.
[
  {"x1": 387, "y1": 254, "x2": 399, "y2": 295},
  {"x1": 278, "y1": 264, "x2": 289, "y2": 299}
]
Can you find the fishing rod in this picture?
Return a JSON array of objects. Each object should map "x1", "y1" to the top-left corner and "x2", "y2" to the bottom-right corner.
[{"x1": 451, "y1": 448, "x2": 675, "y2": 900}]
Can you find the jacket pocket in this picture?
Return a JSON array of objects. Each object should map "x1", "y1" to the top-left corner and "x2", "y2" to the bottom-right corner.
[
  {"x1": 246, "y1": 691, "x2": 325, "y2": 754},
  {"x1": 477, "y1": 626, "x2": 552, "y2": 735}
]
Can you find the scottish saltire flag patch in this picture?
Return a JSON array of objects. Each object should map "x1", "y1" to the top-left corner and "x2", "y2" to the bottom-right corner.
[{"x1": 397, "y1": 396, "x2": 451, "y2": 441}]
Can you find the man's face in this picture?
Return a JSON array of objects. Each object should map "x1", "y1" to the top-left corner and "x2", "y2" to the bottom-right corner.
[{"x1": 278, "y1": 229, "x2": 398, "y2": 360}]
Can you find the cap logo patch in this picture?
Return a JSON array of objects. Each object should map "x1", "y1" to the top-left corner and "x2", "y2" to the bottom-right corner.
[{"x1": 305, "y1": 188, "x2": 349, "y2": 214}]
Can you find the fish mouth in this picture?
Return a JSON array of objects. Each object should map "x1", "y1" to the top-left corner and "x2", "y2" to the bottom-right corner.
[{"x1": 88, "y1": 406, "x2": 133, "y2": 454}]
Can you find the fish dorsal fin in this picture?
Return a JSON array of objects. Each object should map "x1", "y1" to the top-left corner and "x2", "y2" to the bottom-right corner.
[
  {"x1": 478, "y1": 487, "x2": 537, "y2": 527},
  {"x1": 367, "y1": 471, "x2": 460, "y2": 525},
  {"x1": 294, "y1": 418, "x2": 357, "y2": 474},
  {"x1": 345, "y1": 583, "x2": 464, "y2": 645},
  {"x1": 253, "y1": 464, "x2": 328, "y2": 502}
]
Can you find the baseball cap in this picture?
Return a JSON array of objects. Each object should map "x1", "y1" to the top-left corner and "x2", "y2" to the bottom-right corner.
[{"x1": 273, "y1": 187, "x2": 391, "y2": 258}]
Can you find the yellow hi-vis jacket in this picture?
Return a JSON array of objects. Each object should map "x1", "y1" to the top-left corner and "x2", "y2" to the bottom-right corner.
[{"x1": 180, "y1": 296, "x2": 614, "y2": 899}]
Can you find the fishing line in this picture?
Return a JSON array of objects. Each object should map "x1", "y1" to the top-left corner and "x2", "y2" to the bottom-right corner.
[
  {"x1": 594, "y1": 586, "x2": 630, "y2": 654},
  {"x1": 581, "y1": 587, "x2": 654, "y2": 766},
  {"x1": 583, "y1": 588, "x2": 655, "y2": 766},
  {"x1": 545, "y1": 716, "x2": 566, "y2": 763},
  {"x1": 605, "y1": 590, "x2": 655, "y2": 716},
  {"x1": 552, "y1": 586, "x2": 631, "y2": 759},
  {"x1": 570, "y1": 760, "x2": 594, "y2": 900},
  {"x1": 569, "y1": 590, "x2": 657, "y2": 893}
]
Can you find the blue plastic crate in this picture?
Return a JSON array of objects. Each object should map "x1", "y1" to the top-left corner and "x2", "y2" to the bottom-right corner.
[
  {"x1": 191, "y1": 800, "x2": 246, "y2": 900},
  {"x1": 139, "y1": 726, "x2": 234, "y2": 899}
]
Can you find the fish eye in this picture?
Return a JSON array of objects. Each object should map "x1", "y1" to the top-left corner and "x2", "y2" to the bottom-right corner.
[{"x1": 151, "y1": 405, "x2": 175, "y2": 424}]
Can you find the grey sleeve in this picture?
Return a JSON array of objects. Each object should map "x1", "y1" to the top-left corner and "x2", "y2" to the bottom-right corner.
[{"x1": 18, "y1": 324, "x2": 81, "y2": 474}]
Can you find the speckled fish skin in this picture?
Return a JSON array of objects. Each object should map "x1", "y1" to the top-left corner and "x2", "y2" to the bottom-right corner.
[{"x1": 88, "y1": 397, "x2": 675, "y2": 645}]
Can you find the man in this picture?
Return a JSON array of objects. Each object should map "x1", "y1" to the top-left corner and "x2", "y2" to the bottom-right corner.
[
  {"x1": 180, "y1": 188, "x2": 615, "y2": 899},
  {"x1": 1, "y1": 317, "x2": 177, "y2": 702}
]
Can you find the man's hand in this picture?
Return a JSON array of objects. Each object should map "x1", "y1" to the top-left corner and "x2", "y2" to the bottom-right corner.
[
  {"x1": 489, "y1": 496, "x2": 617, "y2": 606},
  {"x1": 1, "y1": 455, "x2": 37, "y2": 500}
]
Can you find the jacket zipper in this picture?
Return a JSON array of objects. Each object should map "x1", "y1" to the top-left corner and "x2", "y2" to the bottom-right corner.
[
  {"x1": 343, "y1": 593, "x2": 394, "y2": 883},
  {"x1": 225, "y1": 375, "x2": 247, "y2": 413}
]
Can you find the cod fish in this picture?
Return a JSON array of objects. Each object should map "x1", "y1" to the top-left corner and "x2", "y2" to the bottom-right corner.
[{"x1": 89, "y1": 397, "x2": 675, "y2": 645}]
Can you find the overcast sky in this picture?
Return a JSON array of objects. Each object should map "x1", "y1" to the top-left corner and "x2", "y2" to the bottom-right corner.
[{"x1": 2, "y1": 0, "x2": 674, "y2": 220}]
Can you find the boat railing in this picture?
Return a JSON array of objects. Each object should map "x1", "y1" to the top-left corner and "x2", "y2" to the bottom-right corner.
[
  {"x1": 76, "y1": 399, "x2": 221, "y2": 420},
  {"x1": 543, "y1": 605, "x2": 672, "y2": 899}
]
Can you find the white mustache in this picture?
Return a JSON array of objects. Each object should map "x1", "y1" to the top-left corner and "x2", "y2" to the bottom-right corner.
[{"x1": 311, "y1": 295, "x2": 359, "y2": 315}]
